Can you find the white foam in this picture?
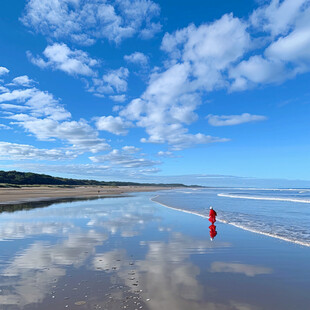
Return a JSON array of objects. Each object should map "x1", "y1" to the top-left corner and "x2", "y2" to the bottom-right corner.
[
  {"x1": 151, "y1": 195, "x2": 310, "y2": 248},
  {"x1": 222, "y1": 187, "x2": 310, "y2": 192},
  {"x1": 221, "y1": 221, "x2": 310, "y2": 247},
  {"x1": 217, "y1": 193, "x2": 310, "y2": 204}
]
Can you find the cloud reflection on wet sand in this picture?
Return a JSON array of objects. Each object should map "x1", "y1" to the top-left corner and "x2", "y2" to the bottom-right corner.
[
  {"x1": 210, "y1": 262, "x2": 272, "y2": 277},
  {"x1": 0, "y1": 195, "x2": 275, "y2": 310}
]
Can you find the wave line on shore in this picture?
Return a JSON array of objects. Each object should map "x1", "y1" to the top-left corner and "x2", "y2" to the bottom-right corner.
[
  {"x1": 151, "y1": 195, "x2": 310, "y2": 248},
  {"x1": 218, "y1": 193, "x2": 310, "y2": 204}
]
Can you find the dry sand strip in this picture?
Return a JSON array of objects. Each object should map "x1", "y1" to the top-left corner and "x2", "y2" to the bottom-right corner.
[{"x1": 0, "y1": 186, "x2": 176, "y2": 205}]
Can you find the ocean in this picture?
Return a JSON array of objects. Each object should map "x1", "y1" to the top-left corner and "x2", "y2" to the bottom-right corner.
[{"x1": 152, "y1": 187, "x2": 310, "y2": 247}]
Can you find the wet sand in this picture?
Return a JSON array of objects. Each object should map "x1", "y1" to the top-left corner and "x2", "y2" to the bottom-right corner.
[
  {"x1": 0, "y1": 192, "x2": 309, "y2": 310},
  {"x1": 0, "y1": 185, "x2": 175, "y2": 205}
]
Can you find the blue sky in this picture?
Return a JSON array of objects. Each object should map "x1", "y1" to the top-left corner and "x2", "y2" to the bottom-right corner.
[{"x1": 0, "y1": 0, "x2": 310, "y2": 185}]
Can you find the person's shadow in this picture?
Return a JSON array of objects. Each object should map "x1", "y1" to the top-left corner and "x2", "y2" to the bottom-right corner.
[{"x1": 209, "y1": 224, "x2": 217, "y2": 241}]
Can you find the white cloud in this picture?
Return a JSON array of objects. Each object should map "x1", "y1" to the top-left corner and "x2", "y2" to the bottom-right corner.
[
  {"x1": 15, "y1": 0, "x2": 310, "y2": 156},
  {"x1": 250, "y1": 0, "x2": 308, "y2": 37},
  {"x1": 113, "y1": 14, "x2": 250, "y2": 150},
  {"x1": 89, "y1": 67, "x2": 129, "y2": 95},
  {"x1": 11, "y1": 117, "x2": 110, "y2": 153},
  {"x1": 102, "y1": 67, "x2": 129, "y2": 92},
  {"x1": 95, "y1": 115, "x2": 133, "y2": 135},
  {"x1": 230, "y1": 1, "x2": 310, "y2": 89},
  {"x1": 265, "y1": 8, "x2": 310, "y2": 68},
  {"x1": 0, "y1": 141, "x2": 76, "y2": 160},
  {"x1": 229, "y1": 56, "x2": 288, "y2": 90},
  {"x1": 120, "y1": 61, "x2": 229, "y2": 150},
  {"x1": 0, "y1": 87, "x2": 70, "y2": 121},
  {"x1": 162, "y1": 14, "x2": 250, "y2": 90},
  {"x1": 109, "y1": 94, "x2": 126, "y2": 102},
  {"x1": 21, "y1": 0, "x2": 161, "y2": 45},
  {"x1": 124, "y1": 52, "x2": 149, "y2": 66},
  {"x1": 89, "y1": 148, "x2": 160, "y2": 168},
  {"x1": 27, "y1": 44, "x2": 130, "y2": 100},
  {"x1": 0, "y1": 66, "x2": 10, "y2": 76},
  {"x1": 207, "y1": 113, "x2": 267, "y2": 126},
  {"x1": 10, "y1": 75, "x2": 35, "y2": 87},
  {"x1": 0, "y1": 124, "x2": 12, "y2": 130},
  {"x1": 0, "y1": 86, "x2": 9, "y2": 93},
  {"x1": 28, "y1": 43, "x2": 98, "y2": 76},
  {"x1": 140, "y1": 21, "x2": 162, "y2": 39},
  {"x1": 0, "y1": 75, "x2": 110, "y2": 154},
  {"x1": 140, "y1": 123, "x2": 229, "y2": 151},
  {"x1": 157, "y1": 151, "x2": 173, "y2": 157},
  {"x1": 122, "y1": 145, "x2": 140, "y2": 153}
]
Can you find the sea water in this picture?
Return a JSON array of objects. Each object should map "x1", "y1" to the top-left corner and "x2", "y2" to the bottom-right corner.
[{"x1": 152, "y1": 187, "x2": 310, "y2": 247}]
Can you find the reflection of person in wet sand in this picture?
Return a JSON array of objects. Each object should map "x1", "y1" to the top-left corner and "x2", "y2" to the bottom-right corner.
[
  {"x1": 209, "y1": 224, "x2": 217, "y2": 240},
  {"x1": 209, "y1": 206, "x2": 217, "y2": 224}
]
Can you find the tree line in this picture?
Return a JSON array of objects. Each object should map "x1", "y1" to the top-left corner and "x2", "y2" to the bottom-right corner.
[{"x1": 0, "y1": 170, "x2": 188, "y2": 187}]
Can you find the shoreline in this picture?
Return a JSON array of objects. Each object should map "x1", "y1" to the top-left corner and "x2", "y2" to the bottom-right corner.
[
  {"x1": 0, "y1": 185, "x2": 176, "y2": 205},
  {"x1": 151, "y1": 195, "x2": 310, "y2": 248}
]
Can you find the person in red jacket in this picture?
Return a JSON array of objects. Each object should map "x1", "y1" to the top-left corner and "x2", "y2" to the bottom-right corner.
[
  {"x1": 209, "y1": 224, "x2": 217, "y2": 240},
  {"x1": 209, "y1": 206, "x2": 217, "y2": 224}
]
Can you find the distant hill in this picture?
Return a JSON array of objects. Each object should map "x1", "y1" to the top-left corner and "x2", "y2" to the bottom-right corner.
[{"x1": 0, "y1": 170, "x2": 190, "y2": 187}]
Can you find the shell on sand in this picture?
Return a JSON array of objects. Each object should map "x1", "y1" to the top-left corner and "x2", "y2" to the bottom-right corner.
[{"x1": 74, "y1": 301, "x2": 86, "y2": 305}]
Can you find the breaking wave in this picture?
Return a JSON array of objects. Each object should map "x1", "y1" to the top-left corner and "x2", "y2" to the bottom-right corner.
[{"x1": 217, "y1": 193, "x2": 310, "y2": 204}]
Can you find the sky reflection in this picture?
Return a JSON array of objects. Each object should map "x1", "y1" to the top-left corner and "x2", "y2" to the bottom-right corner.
[{"x1": 0, "y1": 193, "x2": 305, "y2": 310}]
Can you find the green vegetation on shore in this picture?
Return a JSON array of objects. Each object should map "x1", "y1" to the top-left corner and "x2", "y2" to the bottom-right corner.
[{"x1": 0, "y1": 170, "x2": 192, "y2": 187}]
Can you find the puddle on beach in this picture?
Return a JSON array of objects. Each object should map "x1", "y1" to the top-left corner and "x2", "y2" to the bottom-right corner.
[{"x1": 0, "y1": 192, "x2": 309, "y2": 310}]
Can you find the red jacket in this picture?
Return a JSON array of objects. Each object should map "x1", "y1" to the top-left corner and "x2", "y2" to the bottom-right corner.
[{"x1": 209, "y1": 209, "x2": 217, "y2": 223}]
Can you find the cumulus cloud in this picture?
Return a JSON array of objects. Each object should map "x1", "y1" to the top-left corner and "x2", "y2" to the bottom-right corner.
[
  {"x1": 15, "y1": 0, "x2": 310, "y2": 157},
  {"x1": 0, "y1": 141, "x2": 76, "y2": 160},
  {"x1": 0, "y1": 66, "x2": 10, "y2": 76},
  {"x1": 89, "y1": 148, "x2": 160, "y2": 168},
  {"x1": 162, "y1": 14, "x2": 250, "y2": 85},
  {"x1": 109, "y1": 94, "x2": 126, "y2": 102},
  {"x1": 229, "y1": 56, "x2": 288, "y2": 90},
  {"x1": 207, "y1": 113, "x2": 267, "y2": 126},
  {"x1": 157, "y1": 151, "x2": 173, "y2": 157},
  {"x1": 11, "y1": 117, "x2": 110, "y2": 153},
  {"x1": 27, "y1": 44, "x2": 130, "y2": 99},
  {"x1": 0, "y1": 75, "x2": 110, "y2": 154},
  {"x1": 89, "y1": 67, "x2": 129, "y2": 96},
  {"x1": 0, "y1": 87, "x2": 71, "y2": 121},
  {"x1": 124, "y1": 52, "x2": 149, "y2": 66},
  {"x1": 10, "y1": 75, "x2": 36, "y2": 87},
  {"x1": 27, "y1": 43, "x2": 98, "y2": 76},
  {"x1": 119, "y1": 65, "x2": 197, "y2": 149},
  {"x1": 122, "y1": 145, "x2": 140, "y2": 153},
  {"x1": 21, "y1": 0, "x2": 161, "y2": 45},
  {"x1": 230, "y1": 0, "x2": 310, "y2": 89},
  {"x1": 0, "y1": 124, "x2": 11, "y2": 130},
  {"x1": 114, "y1": 14, "x2": 250, "y2": 150},
  {"x1": 250, "y1": 0, "x2": 308, "y2": 37},
  {"x1": 265, "y1": 10, "x2": 310, "y2": 69},
  {"x1": 139, "y1": 123, "x2": 229, "y2": 151},
  {"x1": 140, "y1": 20, "x2": 162, "y2": 39},
  {"x1": 95, "y1": 115, "x2": 133, "y2": 135}
]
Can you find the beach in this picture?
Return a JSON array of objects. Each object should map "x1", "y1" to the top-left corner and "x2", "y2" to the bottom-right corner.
[
  {"x1": 0, "y1": 190, "x2": 309, "y2": 310},
  {"x1": 0, "y1": 185, "x2": 175, "y2": 205}
]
